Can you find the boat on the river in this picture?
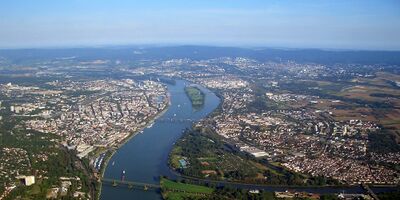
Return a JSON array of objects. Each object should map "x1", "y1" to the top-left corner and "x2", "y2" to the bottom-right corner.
[{"x1": 121, "y1": 170, "x2": 126, "y2": 181}]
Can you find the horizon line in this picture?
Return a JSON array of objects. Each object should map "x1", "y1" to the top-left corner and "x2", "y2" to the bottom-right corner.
[{"x1": 0, "y1": 43, "x2": 400, "y2": 52}]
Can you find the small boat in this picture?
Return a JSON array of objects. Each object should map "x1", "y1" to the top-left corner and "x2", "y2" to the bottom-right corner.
[
  {"x1": 174, "y1": 114, "x2": 177, "y2": 117},
  {"x1": 112, "y1": 161, "x2": 115, "y2": 166},
  {"x1": 121, "y1": 170, "x2": 126, "y2": 181},
  {"x1": 177, "y1": 104, "x2": 181, "y2": 108}
]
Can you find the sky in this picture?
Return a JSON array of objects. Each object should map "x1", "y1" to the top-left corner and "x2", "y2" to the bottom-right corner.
[{"x1": 0, "y1": 0, "x2": 399, "y2": 50}]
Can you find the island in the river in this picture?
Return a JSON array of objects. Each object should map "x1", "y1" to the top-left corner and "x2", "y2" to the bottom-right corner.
[{"x1": 185, "y1": 86, "x2": 205, "y2": 108}]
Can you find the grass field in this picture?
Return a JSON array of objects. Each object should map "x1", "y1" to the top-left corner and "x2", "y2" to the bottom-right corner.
[{"x1": 160, "y1": 178, "x2": 213, "y2": 200}]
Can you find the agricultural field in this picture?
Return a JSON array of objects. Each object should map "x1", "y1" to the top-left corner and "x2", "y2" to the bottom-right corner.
[{"x1": 289, "y1": 73, "x2": 400, "y2": 142}]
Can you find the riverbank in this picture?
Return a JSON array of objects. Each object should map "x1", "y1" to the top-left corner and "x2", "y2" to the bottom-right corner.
[
  {"x1": 159, "y1": 177, "x2": 352, "y2": 200},
  {"x1": 96, "y1": 92, "x2": 171, "y2": 199},
  {"x1": 166, "y1": 166, "x2": 399, "y2": 195}
]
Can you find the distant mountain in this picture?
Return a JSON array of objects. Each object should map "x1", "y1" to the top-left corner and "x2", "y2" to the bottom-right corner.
[{"x1": 1, "y1": 45, "x2": 400, "y2": 65}]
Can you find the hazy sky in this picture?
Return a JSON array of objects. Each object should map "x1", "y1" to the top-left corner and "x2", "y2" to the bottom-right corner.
[{"x1": 0, "y1": 0, "x2": 399, "y2": 50}]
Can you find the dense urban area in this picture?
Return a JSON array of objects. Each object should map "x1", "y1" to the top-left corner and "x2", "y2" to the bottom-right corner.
[{"x1": 0, "y1": 47, "x2": 399, "y2": 199}]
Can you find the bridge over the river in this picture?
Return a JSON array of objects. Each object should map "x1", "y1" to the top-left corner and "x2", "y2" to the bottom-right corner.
[
  {"x1": 154, "y1": 117, "x2": 217, "y2": 124},
  {"x1": 101, "y1": 178, "x2": 160, "y2": 190},
  {"x1": 155, "y1": 118, "x2": 196, "y2": 123}
]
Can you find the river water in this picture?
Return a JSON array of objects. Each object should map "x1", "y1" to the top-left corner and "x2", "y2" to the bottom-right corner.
[
  {"x1": 100, "y1": 80, "x2": 220, "y2": 199},
  {"x1": 100, "y1": 79, "x2": 397, "y2": 199}
]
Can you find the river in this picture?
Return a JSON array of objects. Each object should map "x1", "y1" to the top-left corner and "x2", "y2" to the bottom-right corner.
[
  {"x1": 100, "y1": 80, "x2": 220, "y2": 199},
  {"x1": 100, "y1": 79, "x2": 397, "y2": 199}
]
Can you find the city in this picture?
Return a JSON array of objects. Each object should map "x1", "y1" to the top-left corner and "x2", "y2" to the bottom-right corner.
[
  {"x1": 0, "y1": 47, "x2": 399, "y2": 199},
  {"x1": 1, "y1": 1, "x2": 400, "y2": 200}
]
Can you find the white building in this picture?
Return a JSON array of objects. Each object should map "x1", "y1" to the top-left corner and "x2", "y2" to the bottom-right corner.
[{"x1": 16, "y1": 175, "x2": 35, "y2": 186}]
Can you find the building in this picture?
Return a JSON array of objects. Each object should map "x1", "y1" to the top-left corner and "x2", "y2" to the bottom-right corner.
[{"x1": 16, "y1": 175, "x2": 35, "y2": 186}]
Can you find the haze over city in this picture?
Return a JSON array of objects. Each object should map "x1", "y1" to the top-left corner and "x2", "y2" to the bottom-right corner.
[{"x1": 0, "y1": 0, "x2": 399, "y2": 50}]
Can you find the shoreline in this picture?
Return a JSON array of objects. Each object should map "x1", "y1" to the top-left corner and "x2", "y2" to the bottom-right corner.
[
  {"x1": 95, "y1": 90, "x2": 171, "y2": 200},
  {"x1": 166, "y1": 166, "x2": 399, "y2": 193}
]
